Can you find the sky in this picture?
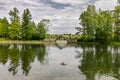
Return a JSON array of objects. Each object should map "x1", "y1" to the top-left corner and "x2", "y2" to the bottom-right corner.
[{"x1": 0, "y1": 0, "x2": 118, "y2": 34}]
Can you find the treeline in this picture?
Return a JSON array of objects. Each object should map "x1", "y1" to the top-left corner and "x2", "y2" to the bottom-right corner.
[
  {"x1": 77, "y1": 4, "x2": 120, "y2": 43},
  {"x1": 0, "y1": 7, "x2": 47, "y2": 40}
]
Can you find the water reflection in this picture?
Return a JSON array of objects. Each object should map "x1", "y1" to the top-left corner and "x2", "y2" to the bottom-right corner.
[
  {"x1": 0, "y1": 44, "x2": 47, "y2": 76},
  {"x1": 78, "y1": 44, "x2": 120, "y2": 80},
  {"x1": 1, "y1": 43, "x2": 120, "y2": 80}
]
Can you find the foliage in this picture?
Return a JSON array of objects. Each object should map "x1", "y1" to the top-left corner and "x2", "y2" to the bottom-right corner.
[
  {"x1": 113, "y1": 5, "x2": 120, "y2": 41},
  {"x1": 80, "y1": 5, "x2": 97, "y2": 41},
  {"x1": 96, "y1": 10, "x2": 113, "y2": 42},
  {"x1": 9, "y1": 7, "x2": 20, "y2": 22},
  {"x1": 0, "y1": 17, "x2": 9, "y2": 38},
  {"x1": 0, "y1": 21, "x2": 4, "y2": 37},
  {"x1": 8, "y1": 7, "x2": 20, "y2": 40},
  {"x1": 8, "y1": 20, "x2": 20, "y2": 40},
  {"x1": 37, "y1": 21, "x2": 46, "y2": 40},
  {"x1": 26, "y1": 21, "x2": 37, "y2": 40},
  {"x1": 21, "y1": 8, "x2": 32, "y2": 40},
  {"x1": 78, "y1": 4, "x2": 116, "y2": 43}
]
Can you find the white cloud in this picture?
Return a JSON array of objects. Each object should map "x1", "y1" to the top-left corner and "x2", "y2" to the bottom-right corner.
[
  {"x1": 51, "y1": 0, "x2": 83, "y2": 4},
  {"x1": 95, "y1": 0, "x2": 117, "y2": 10}
]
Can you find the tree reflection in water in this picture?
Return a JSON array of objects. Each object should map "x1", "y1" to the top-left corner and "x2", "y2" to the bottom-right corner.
[
  {"x1": 0, "y1": 44, "x2": 47, "y2": 76},
  {"x1": 77, "y1": 44, "x2": 120, "y2": 80}
]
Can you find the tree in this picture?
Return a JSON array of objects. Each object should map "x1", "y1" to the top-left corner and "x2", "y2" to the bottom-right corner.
[
  {"x1": 9, "y1": 7, "x2": 20, "y2": 22},
  {"x1": 25, "y1": 21, "x2": 37, "y2": 40},
  {"x1": 8, "y1": 7, "x2": 20, "y2": 40},
  {"x1": 21, "y1": 8, "x2": 32, "y2": 40},
  {"x1": 0, "y1": 17, "x2": 9, "y2": 38},
  {"x1": 80, "y1": 5, "x2": 98, "y2": 41},
  {"x1": 8, "y1": 21, "x2": 20, "y2": 40},
  {"x1": 40, "y1": 19, "x2": 50, "y2": 32},
  {"x1": 113, "y1": 5, "x2": 120, "y2": 41},
  {"x1": 79, "y1": 5, "x2": 113, "y2": 43},
  {"x1": 37, "y1": 20, "x2": 46, "y2": 40},
  {"x1": 0, "y1": 21, "x2": 4, "y2": 37},
  {"x1": 95, "y1": 10, "x2": 113, "y2": 42}
]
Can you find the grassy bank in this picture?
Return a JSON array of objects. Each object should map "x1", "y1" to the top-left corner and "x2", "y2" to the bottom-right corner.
[
  {"x1": 1, "y1": 38, "x2": 120, "y2": 45},
  {"x1": 0, "y1": 40, "x2": 56, "y2": 44}
]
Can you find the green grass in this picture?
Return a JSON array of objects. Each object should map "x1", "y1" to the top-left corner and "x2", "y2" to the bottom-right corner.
[
  {"x1": 1, "y1": 38, "x2": 120, "y2": 45},
  {"x1": 0, "y1": 38, "x2": 7, "y2": 41},
  {"x1": 0, "y1": 39, "x2": 55, "y2": 44}
]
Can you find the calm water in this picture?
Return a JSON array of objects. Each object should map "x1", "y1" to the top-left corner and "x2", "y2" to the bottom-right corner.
[{"x1": 0, "y1": 43, "x2": 120, "y2": 80}]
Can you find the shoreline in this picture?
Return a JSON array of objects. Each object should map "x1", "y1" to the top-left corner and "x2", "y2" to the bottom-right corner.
[
  {"x1": 0, "y1": 40, "x2": 56, "y2": 44},
  {"x1": 0, "y1": 40, "x2": 120, "y2": 45}
]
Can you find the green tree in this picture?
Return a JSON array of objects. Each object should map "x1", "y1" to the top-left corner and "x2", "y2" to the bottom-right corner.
[
  {"x1": 21, "y1": 8, "x2": 32, "y2": 40},
  {"x1": 80, "y1": 5, "x2": 98, "y2": 41},
  {"x1": 26, "y1": 21, "x2": 37, "y2": 40},
  {"x1": 0, "y1": 17, "x2": 9, "y2": 38},
  {"x1": 8, "y1": 20, "x2": 20, "y2": 40},
  {"x1": 0, "y1": 21, "x2": 4, "y2": 37},
  {"x1": 37, "y1": 20, "x2": 46, "y2": 40},
  {"x1": 9, "y1": 7, "x2": 20, "y2": 22},
  {"x1": 79, "y1": 5, "x2": 113, "y2": 43},
  {"x1": 8, "y1": 7, "x2": 20, "y2": 40},
  {"x1": 95, "y1": 10, "x2": 113, "y2": 42},
  {"x1": 113, "y1": 5, "x2": 120, "y2": 41}
]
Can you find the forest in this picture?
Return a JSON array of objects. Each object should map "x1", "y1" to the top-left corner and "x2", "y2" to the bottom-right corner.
[
  {"x1": 0, "y1": 7, "x2": 46, "y2": 40},
  {"x1": 77, "y1": 4, "x2": 120, "y2": 43}
]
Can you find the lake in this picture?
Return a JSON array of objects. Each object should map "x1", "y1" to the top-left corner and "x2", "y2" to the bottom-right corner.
[{"x1": 0, "y1": 43, "x2": 120, "y2": 80}]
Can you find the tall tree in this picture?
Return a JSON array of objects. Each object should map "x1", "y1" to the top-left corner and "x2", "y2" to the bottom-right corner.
[
  {"x1": 8, "y1": 7, "x2": 20, "y2": 40},
  {"x1": 37, "y1": 20, "x2": 46, "y2": 40},
  {"x1": 26, "y1": 21, "x2": 37, "y2": 40},
  {"x1": 21, "y1": 8, "x2": 32, "y2": 40},
  {"x1": 113, "y1": 5, "x2": 120, "y2": 41},
  {"x1": 9, "y1": 7, "x2": 20, "y2": 22},
  {"x1": 95, "y1": 10, "x2": 113, "y2": 42},
  {"x1": 0, "y1": 21, "x2": 4, "y2": 37},
  {"x1": 80, "y1": 5, "x2": 98, "y2": 41},
  {"x1": 8, "y1": 20, "x2": 20, "y2": 40},
  {"x1": 79, "y1": 5, "x2": 113, "y2": 42},
  {"x1": 0, "y1": 17, "x2": 9, "y2": 38}
]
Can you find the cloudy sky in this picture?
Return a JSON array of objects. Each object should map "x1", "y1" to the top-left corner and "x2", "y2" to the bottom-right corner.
[{"x1": 0, "y1": 0, "x2": 118, "y2": 34}]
